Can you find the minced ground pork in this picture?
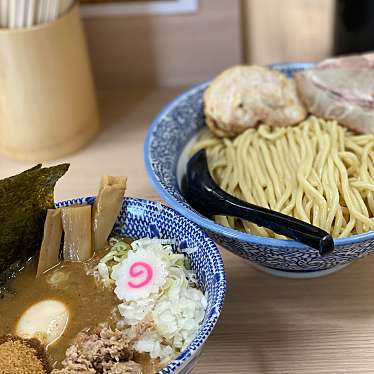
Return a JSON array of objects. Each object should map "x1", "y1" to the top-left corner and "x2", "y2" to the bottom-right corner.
[{"x1": 52, "y1": 321, "x2": 155, "y2": 374}]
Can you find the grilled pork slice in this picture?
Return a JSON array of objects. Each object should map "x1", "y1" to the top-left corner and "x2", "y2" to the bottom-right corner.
[
  {"x1": 204, "y1": 65, "x2": 307, "y2": 137},
  {"x1": 295, "y1": 53, "x2": 374, "y2": 134},
  {"x1": 319, "y1": 53, "x2": 374, "y2": 68}
]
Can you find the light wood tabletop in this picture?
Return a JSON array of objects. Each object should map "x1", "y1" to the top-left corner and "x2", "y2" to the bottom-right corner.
[{"x1": 1, "y1": 88, "x2": 374, "y2": 374}]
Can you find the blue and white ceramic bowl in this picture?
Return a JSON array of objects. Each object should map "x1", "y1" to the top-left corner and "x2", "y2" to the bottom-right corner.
[
  {"x1": 56, "y1": 196, "x2": 226, "y2": 374},
  {"x1": 144, "y1": 62, "x2": 374, "y2": 279}
]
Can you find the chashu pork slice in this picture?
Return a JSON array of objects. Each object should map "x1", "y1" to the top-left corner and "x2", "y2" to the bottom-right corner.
[
  {"x1": 204, "y1": 65, "x2": 307, "y2": 138},
  {"x1": 295, "y1": 53, "x2": 374, "y2": 134}
]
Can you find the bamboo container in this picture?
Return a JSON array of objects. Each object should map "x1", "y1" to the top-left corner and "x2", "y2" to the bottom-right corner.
[{"x1": 0, "y1": 3, "x2": 99, "y2": 161}]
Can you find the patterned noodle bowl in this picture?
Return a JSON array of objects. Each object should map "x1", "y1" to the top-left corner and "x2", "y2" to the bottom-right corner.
[
  {"x1": 144, "y1": 63, "x2": 374, "y2": 279},
  {"x1": 56, "y1": 196, "x2": 226, "y2": 374}
]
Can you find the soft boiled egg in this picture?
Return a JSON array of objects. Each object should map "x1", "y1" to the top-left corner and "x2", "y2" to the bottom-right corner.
[{"x1": 15, "y1": 299, "x2": 69, "y2": 346}]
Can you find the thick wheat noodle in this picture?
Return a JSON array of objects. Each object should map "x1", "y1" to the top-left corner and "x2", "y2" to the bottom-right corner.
[
  {"x1": 191, "y1": 116, "x2": 374, "y2": 238},
  {"x1": 301, "y1": 127, "x2": 328, "y2": 226},
  {"x1": 316, "y1": 135, "x2": 330, "y2": 179},
  {"x1": 242, "y1": 136, "x2": 272, "y2": 236},
  {"x1": 326, "y1": 158, "x2": 340, "y2": 233},
  {"x1": 360, "y1": 143, "x2": 374, "y2": 217},
  {"x1": 273, "y1": 141, "x2": 294, "y2": 212},
  {"x1": 236, "y1": 134, "x2": 268, "y2": 236},
  {"x1": 248, "y1": 147, "x2": 269, "y2": 207},
  {"x1": 335, "y1": 152, "x2": 374, "y2": 230},
  {"x1": 351, "y1": 181, "x2": 374, "y2": 192},
  {"x1": 259, "y1": 141, "x2": 278, "y2": 207},
  {"x1": 345, "y1": 139, "x2": 364, "y2": 155},
  {"x1": 366, "y1": 163, "x2": 374, "y2": 215}
]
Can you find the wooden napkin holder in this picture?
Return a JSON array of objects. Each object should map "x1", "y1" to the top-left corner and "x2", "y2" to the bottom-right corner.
[{"x1": 0, "y1": 4, "x2": 99, "y2": 161}]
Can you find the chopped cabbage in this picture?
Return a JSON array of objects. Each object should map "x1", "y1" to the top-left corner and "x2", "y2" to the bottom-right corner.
[{"x1": 97, "y1": 238, "x2": 207, "y2": 361}]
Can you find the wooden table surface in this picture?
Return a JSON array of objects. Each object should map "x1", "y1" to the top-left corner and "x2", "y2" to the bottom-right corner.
[{"x1": 2, "y1": 88, "x2": 374, "y2": 374}]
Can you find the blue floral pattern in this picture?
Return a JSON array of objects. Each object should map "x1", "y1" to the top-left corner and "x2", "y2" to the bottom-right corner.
[
  {"x1": 55, "y1": 197, "x2": 226, "y2": 374},
  {"x1": 144, "y1": 63, "x2": 374, "y2": 275}
]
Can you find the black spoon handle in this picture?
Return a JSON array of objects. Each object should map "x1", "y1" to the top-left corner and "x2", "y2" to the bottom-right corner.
[{"x1": 200, "y1": 185, "x2": 333, "y2": 256}]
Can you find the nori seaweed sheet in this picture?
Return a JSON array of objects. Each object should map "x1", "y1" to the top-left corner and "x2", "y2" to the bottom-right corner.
[{"x1": 0, "y1": 164, "x2": 69, "y2": 288}]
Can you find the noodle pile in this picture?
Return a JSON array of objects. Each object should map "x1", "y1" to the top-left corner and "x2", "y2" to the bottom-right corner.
[{"x1": 190, "y1": 116, "x2": 374, "y2": 238}]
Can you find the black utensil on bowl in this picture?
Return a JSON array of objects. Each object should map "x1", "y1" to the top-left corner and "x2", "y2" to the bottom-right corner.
[{"x1": 182, "y1": 149, "x2": 334, "y2": 256}]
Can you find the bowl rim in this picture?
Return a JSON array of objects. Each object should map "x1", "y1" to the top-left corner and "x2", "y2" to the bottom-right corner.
[
  {"x1": 56, "y1": 196, "x2": 226, "y2": 374},
  {"x1": 144, "y1": 63, "x2": 374, "y2": 250}
]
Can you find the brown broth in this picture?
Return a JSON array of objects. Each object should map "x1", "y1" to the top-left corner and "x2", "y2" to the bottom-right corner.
[{"x1": 0, "y1": 257, "x2": 118, "y2": 366}]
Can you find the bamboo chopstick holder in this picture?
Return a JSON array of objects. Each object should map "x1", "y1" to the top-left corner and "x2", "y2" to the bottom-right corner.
[{"x1": 0, "y1": 3, "x2": 100, "y2": 161}]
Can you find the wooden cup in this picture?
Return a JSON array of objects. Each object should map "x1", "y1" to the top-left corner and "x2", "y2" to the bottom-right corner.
[{"x1": 0, "y1": 3, "x2": 100, "y2": 161}]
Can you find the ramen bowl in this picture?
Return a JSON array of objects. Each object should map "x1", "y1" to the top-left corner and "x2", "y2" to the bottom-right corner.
[
  {"x1": 144, "y1": 63, "x2": 374, "y2": 279},
  {"x1": 56, "y1": 196, "x2": 226, "y2": 374}
]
